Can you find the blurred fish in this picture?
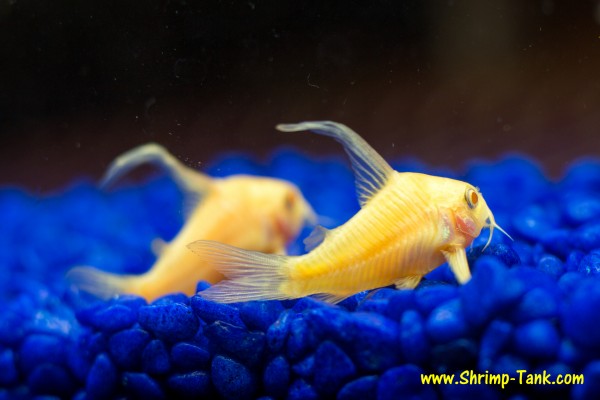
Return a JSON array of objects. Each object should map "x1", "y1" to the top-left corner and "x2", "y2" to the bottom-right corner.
[
  {"x1": 68, "y1": 143, "x2": 316, "y2": 301},
  {"x1": 189, "y1": 121, "x2": 509, "y2": 304}
]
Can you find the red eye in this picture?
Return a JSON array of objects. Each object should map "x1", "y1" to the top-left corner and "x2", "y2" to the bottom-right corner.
[{"x1": 465, "y1": 188, "x2": 479, "y2": 209}]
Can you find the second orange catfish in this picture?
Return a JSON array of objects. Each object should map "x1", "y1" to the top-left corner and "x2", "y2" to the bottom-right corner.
[{"x1": 68, "y1": 143, "x2": 315, "y2": 301}]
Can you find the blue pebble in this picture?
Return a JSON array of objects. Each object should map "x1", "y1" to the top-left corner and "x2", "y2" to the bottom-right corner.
[
  {"x1": 558, "y1": 339, "x2": 587, "y2": 366},
  {"x1": 291, "y1": 354, "x2": 315, "y2": 378},
  {"x1": 537, "y1": 254, "x2": 564, "y2": 278},
  {"x1": 239, "y1": 301, "x2": 285, "y2": 332},
  {"x1": 287, "y1": 379, "x2": 318, "y2": 400},
  {"x1": 572, "y1": 360, "x2": 600, "y2": 400},
  {"x1": 205, "y1": 321, "x2": 265, "y2": 367},
  {"x1": 414, "y1": 285, "x2": 458, "y2": 315},
  {"x1": 540, "y1": 229, "x2": 572, "y2": 258},
  {"x1": 440, "y1": 382, "x2": 502, "y2": 400},
  {"x1": 511, "y1": 287, "x2": 558, "y2": 323},
  {"x1": 513, "y1": 320, "x2": 560, "y2": 359},
  {"x1": 512, "y1": 205, "x2": 557, "y2": 241},
  {"x1": 286, "y1": 314, "x2": 322, "y2": 362},
  {"x1": 337, "y1": 376, "x2": 378, "y2": 400},
  {"x1": 142, "y1": 340, "x2": 171, "y2": 375},
  {"x1": 211, "y1": 355, "x2": 256, "y2": 400},
  {"x1": 461, "y1": 256, "x2": 525, "y2": 328},
  {"x1": 170, "y1": 342, "x2": 210, "y2": 371},
  {"x1": 263, "y1": 356, "x2": 290, "y2": 398},
  {"x1": 565, "y1": 251, "x2": 584, "y2": 272},
  {"x1": 108, "y1": 327, "x2": 151, "y2": 369},
  {"x1": 400, "y1": 310, "x2": 429, "y2": 365},
  {"x1": 313, "y1": 341, "x2": 357, "y2": 396},
  {"x1": 114, "y1": 294, "x2": 147, "y2": 312},
  {"x1": 305, "y1": 308, "x2": 400, "y2": 372},
  {"x1": 481, "y1": 243, "x2": 521, "y2": 267},
  {"x1": 196, "y1": 280, "x2": 211, "y2": 293},
  {"x1": 338, "y1": 292, "x2": 367, "y2": 311},
  {"x1": 190, "y1": 295, "x2": 246, "y2": 328},
  {"x1": 90, "y1": 304, "x2": 136, "y2": 333},
  {"x1": 28, "y1": 363, "x2": 75, "y2": 397},
  {"x1": 18, "y1": 334, "x2": 66, "y2": 372},
  {"x1": 573, "y1": 224, "x2": 600, "y2": 252},
  {"x1": 383, "y1": 290, "x2": 416, "y2": 321},
  {"x1": 0, "y1": 349, "x2": 18, "y2": 386},
  {"x1": 558, "y1": 272, "x2": 585, "y2": 297},
  {"x1": 426, "y1": 299, "x2": 468, "y2": 343},
  {"x1": 67, "y1": 339, "x2": 92, "y2": 382},
  {"x1": 151, "y1": 292, "x2": 190, "y2": 306},
  {"x1": 577, "y1": 250, "x2": 600, "y2": 275},
  {"x1": 292, "y1": 297, "x2": 327, "y2": 312},
  {"x1": 266, "y1": 309, "x2": 293, "y2": 352},
  {"x1": 138, "y1": 303, "x2": 199, "y2": 342},
  {"x1": 561, "y1": 279, "x2": 600, "y2": 350},
  {"x1": 122, "y1": 372, "x2": 165, "y2": 400},
  {"x1": 86, "y1": 353, "x2": 117, "y2": 400},
  {"x1": 478, "y1": 320, "x2": 513, "y2": 371},
  {"x1": 168, "y1": 371, "x2": 211, "y2": 398},
  {"x1": 377, "y1": 364, "x2": 436, "y2": 400},
  {"x1": 490, "y1": 354, "x2": 529, "y2": 377},
  {"x1": 562, "y1": 160, "x2": 600, "y2": 191},
  {"x1": 430, "y1": 339, "x2": 477, "y2": 374},
  {"x1": 356, "y1": 298, "x2": 389, "y2": 314}
]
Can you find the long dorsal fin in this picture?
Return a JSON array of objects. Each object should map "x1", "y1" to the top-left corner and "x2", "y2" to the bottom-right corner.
[
  {"x1": 99, "y1": 143, "x2": 213, "y2": 219},
  {"x1": 277, "y1": 121, "x2": 394, "y2": 207}
]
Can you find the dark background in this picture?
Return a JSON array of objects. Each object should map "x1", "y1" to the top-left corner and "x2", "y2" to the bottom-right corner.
[{"x1": 2, "y1": 1, "x2": 600, "y2": 192}]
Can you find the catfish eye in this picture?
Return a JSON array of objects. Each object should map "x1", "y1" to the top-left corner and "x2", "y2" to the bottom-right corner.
[
  {"x1": 284, "y1": 192, "x2": 296, "y2": 212},
  {"x1": 465, "y1": 188, "x2": 479, "y2": 209}
]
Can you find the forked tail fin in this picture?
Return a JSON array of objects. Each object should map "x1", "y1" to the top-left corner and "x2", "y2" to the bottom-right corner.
[
  {"x1": 187, "y1": 240, "x2": 290, "y2": 303},
  {"x1": 66, "y1": 266, "x2": 135, "y2": 300}
]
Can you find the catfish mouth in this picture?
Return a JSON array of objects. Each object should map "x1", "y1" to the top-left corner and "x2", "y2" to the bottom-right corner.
[
  {"x1": 275, "y1": 216, "x2": 295, "y2": 243},
  {"x1": 483, "y1": 211, "x2": 512, "y2": 251}
]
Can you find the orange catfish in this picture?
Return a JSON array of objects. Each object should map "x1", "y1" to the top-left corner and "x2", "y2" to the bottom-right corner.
[
  {"x1": 189, "y1": 121, "x2": 510, "y2": 304},
  {"x1": 68, "y1": 143, "x2": 315, "y2": 301}
]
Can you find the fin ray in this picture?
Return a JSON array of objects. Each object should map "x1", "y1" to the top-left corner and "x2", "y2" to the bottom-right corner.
[
  {"x1": 187, "y1": 240, "x2": 289, "y2": 303},
  {"x1": 100, "y1": 143, "x2": 212, "y2": 218},
  {"x1": 441, "y1": 247, "x2": 471, "y2": 284},
  {"x1": 66, "y1": 266, "x2": 132, "y2": 300},
  {"x1": 276, "y1": 121, "x2": 394, "y2": 207},
  {"x1": 303, "y1": 225, "x2": 331, "y2": 252}
]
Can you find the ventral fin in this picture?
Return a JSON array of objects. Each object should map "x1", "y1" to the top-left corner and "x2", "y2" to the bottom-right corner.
[
  {"x1": 394, "y1": 275, "x2": 422, "y2": 290},
  {"x1": 276, "y1": 121, "x2": 394, "y2": 207},
  {"x1": 303, "y1": 225, "x2": 331, "y2": 252},
  {"x1": 441, "y1": 247, "x2": 472, "y2": 284}
]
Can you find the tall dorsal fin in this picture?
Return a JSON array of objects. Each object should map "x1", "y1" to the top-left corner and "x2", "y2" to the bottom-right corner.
[
  {"x1": 99, "y1": 143, "x2": 213, "y2": 219},
  {"x1": 277, "y1": 121, "x2": 394, "y2": 207}
]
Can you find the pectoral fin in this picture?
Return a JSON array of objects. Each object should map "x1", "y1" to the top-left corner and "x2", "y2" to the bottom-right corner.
[
  {"x1": 441, "y1": 247, "x2": 471, "y2": 284},
  {"x1": 276, "y1": 121, "x2": 394, "y2": 207},
  {"x1": 303, "y1": 225, "x2": 331, "y2": 252}
]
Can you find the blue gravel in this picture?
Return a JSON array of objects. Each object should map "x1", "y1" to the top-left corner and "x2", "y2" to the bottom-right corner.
[{"x1": 3, "y1": 151, "x2": 600, "y2": 398}]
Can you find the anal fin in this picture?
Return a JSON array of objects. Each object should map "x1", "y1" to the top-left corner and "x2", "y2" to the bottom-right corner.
[{"x1": 394, "y1": 275, "x2": 422, "y2": 290}]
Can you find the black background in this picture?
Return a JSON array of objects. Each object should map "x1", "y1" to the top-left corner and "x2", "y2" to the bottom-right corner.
[{"x1": 2, "y1": 1, "x2": 600, "y2": 191}]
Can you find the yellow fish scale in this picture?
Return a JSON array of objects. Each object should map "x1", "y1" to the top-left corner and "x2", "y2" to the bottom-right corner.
[{"x1": 283, "y1": 173, "x2": 445, "y2": 297}]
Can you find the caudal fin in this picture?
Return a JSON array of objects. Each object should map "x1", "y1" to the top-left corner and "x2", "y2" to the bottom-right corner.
[
  {"x1": 66, "y1": 266, "x2": 134, "y2": 299},
  {"x1": 187, "y1": 240, "x2": 289, "y2": 303}
]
